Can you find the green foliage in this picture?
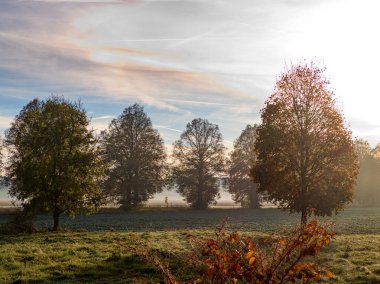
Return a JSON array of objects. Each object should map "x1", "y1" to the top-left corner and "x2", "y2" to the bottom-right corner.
[
  {"x1": 226, "y1": 124, "x2": 261, "y2": 208},
  {"x1": 101, "y1": 104, "x2": 168, "y2": 210},
  {"x1": 252, "y1": 62, "x2": 358, "y2": 224},
  {"x1": 5, "y1": 96, "x2": 104, "y2": 230},
  {"x1": 171, "y1": 118, "x2": 226, "y2": 209}
]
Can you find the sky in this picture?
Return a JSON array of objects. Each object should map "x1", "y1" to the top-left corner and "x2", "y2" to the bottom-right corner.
[{"x1": 1, "y1": 0, "x2": 380, "y2": 202}]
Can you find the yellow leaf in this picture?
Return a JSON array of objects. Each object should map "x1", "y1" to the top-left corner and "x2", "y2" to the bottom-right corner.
[
  {"x1": 325, "y1": 271, "x2": 334, "y2": 278},
  {"x1": 246, "y1": 251, "x2": 254, "y2": 260},
  {"x1": 249, "y1": 257, "x2": 256, "y2": 265}
]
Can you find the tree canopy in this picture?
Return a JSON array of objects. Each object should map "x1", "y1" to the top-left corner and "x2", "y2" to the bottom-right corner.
[
  {"x1": 171, "y1": 118, "x2": 226, "y2": 209},
  {"x1": 251, "y1": 62, "x2": 358, "y2": 224},
  {"x1": 5, "y1": 96, "x2": 104, "y2": 230},
  {"x1": 226, "y1": 124, "x2": 261, "y2": 208},
  {"x1": 101, "y1": 104, "x2": 167, "y2": 210}
]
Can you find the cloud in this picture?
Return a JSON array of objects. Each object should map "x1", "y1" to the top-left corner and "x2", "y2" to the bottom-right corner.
[
  {"x1": 2, "y1": 0, "x2": 380, "y2": 152},
  {"x1": 0, "y1": 0, "x2": 265, "y2": 128},
  {"x1": 0, "y1": 0, "x2": 267, "y2": 152},
  {"x1": 0, "y1": 116, "x2": 13, "y2": 129},
  {"x1": 155, "y1": 125, "x2": 182, "y2": 133},
  {"x1": 19, "y1": 0, "x2": 138, "y2": 4},
  {"x1": 90, "y1": 118, "x2": 112, "y2": 133},
  {"x1": 162, "y1": 98, "x2": 235, "y2": 107},
  {"x1": 0, "y1": 11, "x2": 253, "y2": 114},
  {"x1": 91, "y1": 115, "x2": 114, "y2": 120}
]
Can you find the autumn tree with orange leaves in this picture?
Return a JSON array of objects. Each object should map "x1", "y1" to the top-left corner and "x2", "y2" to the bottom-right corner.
[{"x1": 251, "y1": 62, "x2": 358, "y2": 225}]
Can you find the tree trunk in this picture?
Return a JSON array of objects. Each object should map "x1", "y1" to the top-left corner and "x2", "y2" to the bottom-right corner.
[
  {"x1": 122, "y1": 179, "x2": 132, "y2": 210},
  {"x1": 196, "y1": 184, "x2": 203, "y2": 209},
  {"x1": 53, "y1": 210, "x2": 60, "y2": 231},
  {"x1": 248, "y1": 184, "x2": 259, "y2": 209},
  {"x1": 133, "y1": 187, "x2": 139, "y2": 208},
  {"x1": 133, "y1": 170, "x2": 139, "y2": 207},
  {"x1": 197, "y1": 160, "x2": 205, "y2": 210}
]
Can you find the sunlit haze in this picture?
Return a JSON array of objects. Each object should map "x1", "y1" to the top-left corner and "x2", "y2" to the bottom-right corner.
[{"x1": 1, "y1": 0, "x2": 380, "y2": 202}]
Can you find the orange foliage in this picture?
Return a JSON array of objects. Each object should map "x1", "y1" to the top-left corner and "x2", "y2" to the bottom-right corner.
[
  {"x1": 196, "y1": 220, "x2": 335, "y2": 284},
  {"x1": 251, "y1": 62, "x2": 358, "y2": 224}
]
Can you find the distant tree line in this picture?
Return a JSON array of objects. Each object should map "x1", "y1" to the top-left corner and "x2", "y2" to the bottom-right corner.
[
  {"x1": 353, "y1": 139, "x2": 380, "y2": 207},
  {"x1": 0, "y1": 62, "x2": 362, "y2": 229}
]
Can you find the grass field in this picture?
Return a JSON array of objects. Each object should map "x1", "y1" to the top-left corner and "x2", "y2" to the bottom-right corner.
[
  {"x1": 0, "y1": 208, "x2": 380, "y2": 283},
  {"x1": 1, "y1": 207, "x2": 379, "y2": 234}
]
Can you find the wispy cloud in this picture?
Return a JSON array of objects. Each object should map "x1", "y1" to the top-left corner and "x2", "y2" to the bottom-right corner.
[
  {"x1": 91, "y1": 115, "x2": 114, "y2": 120},
  {"x1": 113, "y1": 37, "x2": 247, "y2": 43},
  {"x1": 25, "y1": 0, "x2": 137, "y2": 3},
  {"x1": 2, "y1": 0, "x2": 380, "y2": 147},
  {"x1": 156, "y1": 125, "x2": 182, "y2": 133},
  {"x1": 0, "y1": 31, "x2": 246, "y2": 113},
  {"x1": 162, "y1": 98, "x2": 235, "y2": 107}
]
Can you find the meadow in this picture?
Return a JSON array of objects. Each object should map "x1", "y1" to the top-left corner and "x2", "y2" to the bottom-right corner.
[{"x1": 0, "y1": 208, "x2": 379, "y2": 283}]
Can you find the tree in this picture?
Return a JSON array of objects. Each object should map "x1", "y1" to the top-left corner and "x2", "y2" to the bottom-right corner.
[
  {"x1": 101, "y1": 104, "x2": 167, "y2": 210},
  {"x1": 171, "y1": 118, "x2": 226, "y2": 209},
  {"x1": 5, "y1": 96, "x2": 104, "y2": 230},
  {"x1": 251, "y1": 62, "x2": 358, "y2": 225},
  {"x1": 354, "y1": 139, "x2": 372, "y2": 161},
  {"x1": 354, "y1": 139, "x2": 380, "y2": 207},
  {"x1": 226, "y1": 124, "x2": 261, "y2": 208}
]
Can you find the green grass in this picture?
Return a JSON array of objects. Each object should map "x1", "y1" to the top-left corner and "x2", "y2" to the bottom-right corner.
[
  {"x1": 1, "y1": 207, "x2": 379, "y2": 234},
  {"x1": 0, "y1": 230, "x2": 379, "y2": 283},
  {"x1": 0, "y1": 230, "x2": 186, "y2": 283},
  {"x1": 319, "y1": 234, "x2": 380, "y2": 284},
  {"x1": 1, "y1": 208, "x2": 380, "y2": 283}
]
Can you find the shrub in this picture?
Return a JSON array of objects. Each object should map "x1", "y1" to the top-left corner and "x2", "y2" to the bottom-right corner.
[
  {"x1": 197, "y1": 220, "x2": 335, "y2": 283},
  {"x1": 150, "y1": 220, "x2": 335, "y2": 284}
]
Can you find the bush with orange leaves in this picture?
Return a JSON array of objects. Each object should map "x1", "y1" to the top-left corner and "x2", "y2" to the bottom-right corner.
[
  {"x1": 196, "y1": 220, "x2": 335, "y2": 284},
  {"x1": 148, "y1": 220, "x2": 335, "y2": 284}
]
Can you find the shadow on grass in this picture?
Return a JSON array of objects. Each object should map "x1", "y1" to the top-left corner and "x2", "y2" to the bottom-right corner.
[
  {"x1": 41, "y1": 255, "x2": 159, "y2": 283},
  {"x1": 15, "y1": 253, "x2": 195, "y2": 284}
]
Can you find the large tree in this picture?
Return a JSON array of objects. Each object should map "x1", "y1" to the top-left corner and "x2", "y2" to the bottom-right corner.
[
  {"x1": 5, "y1": 96, "x2": 104, "y2": 230},
  {"x1": 101, "y1": 104, "x2": 167, "y2": 210},
  {"x1": 171, "y1": 118, "x2": 226, "y2": 209},
  {"x1": 226, "y1": 124, "x2": 261, "y2": 208},
  {"x1": 251, "y1": 63, "x2": 358, "y2": 224}
]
